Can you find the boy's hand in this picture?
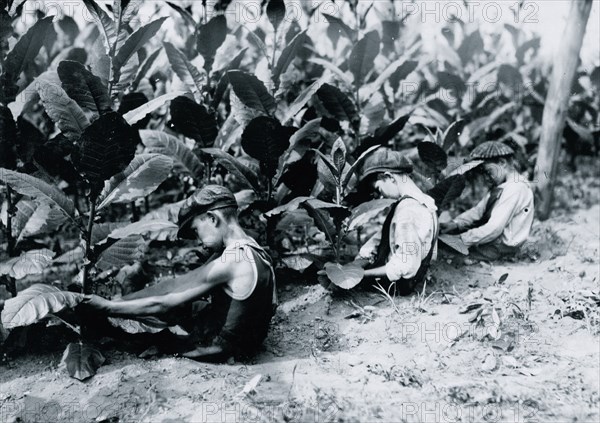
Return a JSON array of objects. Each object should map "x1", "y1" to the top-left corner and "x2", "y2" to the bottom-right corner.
[
  {"x1": 440, "y1": 221, "x2": 459, "y2": 234},
  {"x1": 81, "y1": 294, "x2": 113, "y2": 313}
]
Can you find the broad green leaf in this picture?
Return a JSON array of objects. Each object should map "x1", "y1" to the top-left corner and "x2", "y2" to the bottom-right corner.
[
  {"x1": 427, "y1": 175, "x2": 466, "y2": 209},
  {"x1": 389, "y1": 60, "x2": 419, "y2": 93},
  {"x1": 170, "y1": 96, "x2": 218, "y2": 147},
  {"x1": 301, "y1": 202, "x2": 337, "y2": 247},
  {"x1": 1, "y1": 283, "x2": 82, "y2": 328},
  {"x1": 114, "y1": 0, "x2": 141, "y2": 26},
  {"x1": 123, "y1": 91, "x2": 186, "y2": 125},
  {"x1": 264, "y1": 197, "x2": 346, "y2": 218},
  {"x1": 36, "y1": 81, "x2": 91, "y2": 140},
  {"x1": 349, "y1": 30, "x2": 380, "y2": 87},
  {"x1": 0, "y1": 249, "x2": 55, "y2": 280},
  {"x1": 418, "y1": 141, "x2": 448, "y2": 171},
  {"x1": 95, "y1": 234, "x2": 146, "y2": 270},
  {"x1": 0, "y1": 105, "x2": 17, "y2": 169},
  {"x1": 112, "y1": 51, "x2": 139, "y2": 96},
  {"x1": 132, "y1": 47, "x2": 162, "y2": 91},
  {"x1": 2, "y1": 16, "x2": 53, "y2": 91},
  {"x1": 140, "y1": 130, "x2": 204, "y2": 178},
  {"x1": 60, "y1": 342, "x2": 105, "y2": 381},
  {"x1": 91, "y1": 222, "x2": 127, "y2": 246},
  {"x1": 12, "y1": 200, "x2": 67, "y2": 242},
  {"x1": 211, "y1": 48, "x2": 247, "y2": 109},
  {"x1": 322, "y1": 13, "x2": 357, "y2": 41},
  {"x1": 197, "y1": 15, "x2": 228, "y2": 74},
  {"x1": 316, "y1": 84, "x2": 359, "y2": 131},
  {"x1": 0, "y1": 169, "x2": 79, "y2": 227},
  {"x1": 74, "y1": 112, "x2": 139, "y2": 198},
  {"x1": 347, "y1": 198, "x2": 395, "y2": 231},
  {"x1": 342, "y1": 144, "x2": 382, "y2": 188},
  {"x1": 227, "y1": 70, "x2": 276, "y2": 115},
  {"x1": 82, "y1": 0, "x2": 116, "y2": 52},
  {"x1": 280, "y1": 76, "x2": 327, "y2": 123},
  {"x1": 57, "y1": 60, "x2": 111, "y2": 118},
  {"x1": 444, "y1": 160, "x2": 484, "y2": 177},
  {"x1": 163, "y1": 42, "x2": 205, "y2": 99},
  {"x1": 266, "y1": 0, "x2": 286, "y2": 31},
  {"x1": 113, "y1": 17, "x2": 167, "y2": 79},
  {"x1": 273, "y1": 30, "x2": 307, "y2": 89},
  {"x1": 443, "y1": 120, "x2": 465, "y2": 151},
  {"x1": 166, "y1": 2, "x2": 196, "y2": 28},
  {"x1": 324, "y1": 262, "x2": 364, "y2": 289},
  {"x1": 108, "y1": 220, "x2": 178, "y2": 241},
  {"x1": 308, "y1": 58, "x2": 353, "y2": 87},
  {"x1": 241, "y1": 116, "x2": 294, "y2": 179},
  {"x1": 200, "y1": 148, "x2": 261, "y2": 194},
  {"x1": 97, "y1": 154, "x2": 173, "y2": 209}
]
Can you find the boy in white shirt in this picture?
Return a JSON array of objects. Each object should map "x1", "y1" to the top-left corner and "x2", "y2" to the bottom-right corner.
[{"x1": 441, "y1": 142, "x2": 534, "y2": 260}]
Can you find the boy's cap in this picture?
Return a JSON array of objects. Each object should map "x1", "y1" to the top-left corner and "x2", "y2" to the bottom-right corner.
[
  {"x1": 177, "y1": 185, "x2": 238, "y2": 239},
  {"x1": 469, "y1": 141, "x2": 515, "y2": 160},
  {"x1": 359, "y1": 148, "x2": 413, "y2": 182}
]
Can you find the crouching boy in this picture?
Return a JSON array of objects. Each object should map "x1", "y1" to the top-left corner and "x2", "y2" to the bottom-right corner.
[
  {"x1": 440, "y1": 141, "x2": 534, "y2": 260},
  {"x1": 351, "y1": 148, "x2": 439, "y2": 295},
  {"x1": 82, "y1": 185, "x2": 277, "y2": 362}
]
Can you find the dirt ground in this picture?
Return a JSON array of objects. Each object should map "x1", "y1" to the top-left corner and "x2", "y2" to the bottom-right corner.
[{"x1": 1, "y1": 202, "x2": 599, "y2": 423}]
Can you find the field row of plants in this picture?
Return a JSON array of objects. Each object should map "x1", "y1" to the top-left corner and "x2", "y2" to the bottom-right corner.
[{"x1": 0, "y1": 0, "x2": 598, "y2": 378}]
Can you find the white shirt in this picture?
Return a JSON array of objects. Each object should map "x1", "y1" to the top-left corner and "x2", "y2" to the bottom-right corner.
[
  {"x1": 455, "y1": 173, "x2": 534, "y2": 248},
  {"x1": 357, "y1": 197, "x2": 438, "y2": 282}
]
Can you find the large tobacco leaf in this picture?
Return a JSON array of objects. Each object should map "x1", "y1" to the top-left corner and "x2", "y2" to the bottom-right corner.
[
  {"x1": 57, "y1": 60, "x2": 111, "y2": 118},
  {"x1": 0, "y1": 249, "x2": 55, "y2": 280},
  {"x1": 123, "y1": 91, "x2": 186, "y2": 125},
  {"x1": 95, "y1": 234, "x2": 147, "y2": 270},
  {"x1": 170, "y1": 96, "x2": 218, "y2": 147},
  {"x1": 227, "y1": 70, "x2": 276, "y2": 116},
  {"x1": 97, "y1": 153, "x2": 173, "y2": 209},
  {"x1": 197, "y1": 15, "x2": 228, "y2": 73},
  {"x1": 199, "y1": 148, "x2": 261, "y2": 193},
  {"x1": 1, "y1": 283, "x2": 82, "y2": 329},
  {"x1": 324, "y1": 262, "x2": 364, "y2": 290},
  {"x1": 61, "y1": 342, "x2": 105, "y2": 381},
  {"x1": 74, "y1": 112, "x2": 140, "y2": 198},
  {"x1": 273, "y1": 30, "x2": 307, "y2": 89},
  {"x1": 316, "y1": 84, "x2": 360, "y2": 131},
  {"x1": 12, "y1": 200, "x2": 67, "y2": 242},
  {"x1": 140, "y1": 130, "x2": 204, "y2": 178},
  {"x1": 427, "y1": 175, "x2": 466, "y2": 209},
  {"x1": 163, "y1": 42, "x2": 205, "y2": 99},
  {"x1": 266, "y1": 0, "x2": 286, "y2": 31},
  {"x1": 348, "y1": 30, "x2": 380, "y2": 87}
]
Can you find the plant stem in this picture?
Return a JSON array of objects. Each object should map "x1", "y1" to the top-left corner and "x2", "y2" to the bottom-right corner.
[
  {"x1": 6, "y1": 185, "x2": 14, "y2": 257},
  {"x1": 82, "y1": 199, "x2": 96, "y2": 295},
  {"x1": 267, "y1": 178, "x2": 273, "y2": 203}
]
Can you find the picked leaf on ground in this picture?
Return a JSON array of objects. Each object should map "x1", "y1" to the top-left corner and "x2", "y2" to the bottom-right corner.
[{"x1": 61, "y1": 342, "x2": 105, "y2": 381}]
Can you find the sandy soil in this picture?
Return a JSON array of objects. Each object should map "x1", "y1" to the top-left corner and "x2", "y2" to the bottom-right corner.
[{"x1": 1, "y1": 204, "x2": 599, "y2": 423}]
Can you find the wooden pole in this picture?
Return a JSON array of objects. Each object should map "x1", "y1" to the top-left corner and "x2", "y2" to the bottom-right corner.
[{"x1": 534, "y1": 0, "x2": 593, "y2": 220}]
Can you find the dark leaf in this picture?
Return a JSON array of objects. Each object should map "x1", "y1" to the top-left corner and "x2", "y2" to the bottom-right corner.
[
  {"x1": 117, "y1": 92, "x2": 150, "y2": 128},
  {"x1": 166, "y1": 2, "x2": 196, "y2": 28},
  {"x1": 57, "y1": 16, "x2": 80, "y2": 42},
  {"x1": 132, "y1": 47, "x2": 162, "y2": 90},
  {"x1": 301, "y1": 202, "x2": 337, "y2": 247},
  {"x1": 316, "y1": 83, "x2": 359, "y2": 131},
  {"x1": 331, "y1": 138, "x2": 346, "y2": 173},
  {"x1": 61, "y1": 342, "x2": 105, "y2": 381},
  {"x1": 266, "y1": 0, "x2": 286, "y2": 32},
  {"x1": 170, "y1": 96, "x2": 218, "y2": 147},
  {"x1": 2, "y1": 16, "x2": 53, "y2": 90},
  {"x1": 347, "y1": 198, "x2": 395, "y2": 231},
  {"x1": 322, "y1": 13, "x2": 357, "y2": 41},
  {"x1": 211, "y1": 48, "x2": 247, "y2": 109},
  {"x1": 57, "y1": 60, "x2": 111, "y2": 117},
  {"x1": 227, "y1": 70, "x2": 276, "y2": 115},
  {"x1": 437, "y1": 71, "x2": 466, "y2": 94},
  {"x1": 280, "y1": 153, "x2": 317, "y2": 196},
  {"x1": 498, "y1": 273, "x2": 509, "y2": 284},
  {"x1": 82, "y1": 0, "x2": 117, "y2": 51},
  {"x1": 197, "y1": 15, "x2": 228, "y2": 74},
  {"x1": 348, "y1": 30, "x2": 380, "y2": 86},
  {"x1": 457, "y1": 30, "x2": 483, "y2": 64},
  {"x1": 389, "y1": 60, "x2": 418, "y2": 93},
  {"x1": 418, "y1": 141, "x2": 448, "y2": 170},
  {"x1": 0, "y1": 105, "x2": 17, "y2": 169},
  {"x1": 241, "y1": 116, "x2": 294, "y2": 179},
  {"x1": 427, "y1": 175, "x2": 465, "y2": 208},
  {"x1": 113, "y1": 17, "x2": 167, "y2": 79},
  {"x1": 74, "y1": 112, "x2": 139, "y2": 198},
  {"x1": 442, "y1": 119, "x2": 465, "y2": 151},
  {"x1": 497, "y1": 64, "x2": 522, "y2": 88},
  {"x1": 357, "y1": 113, "x2": 412, "y2": 156},
  {"x1": 516, "y1": 37, "x2": 540, "y2": 65}
]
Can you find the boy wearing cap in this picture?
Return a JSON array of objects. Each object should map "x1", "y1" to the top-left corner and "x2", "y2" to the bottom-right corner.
[
  {"x1": 440, "y1": 141, "x2": 534, "y2": 260},
  {"x1": 350, "y1": 148, "x2": 439, "y2": 295},
  {"x1": 82, "y1": 185, "x2": 277, "y2": 362}
]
